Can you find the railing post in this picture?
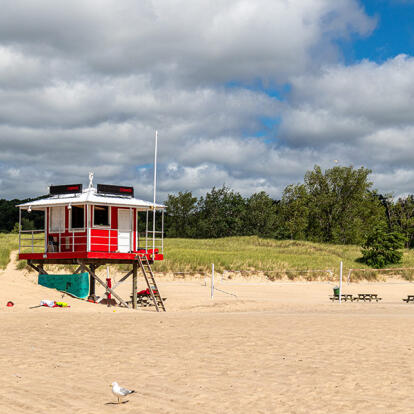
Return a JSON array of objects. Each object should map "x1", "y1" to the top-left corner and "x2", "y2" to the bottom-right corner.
[
  {"x1": 44, "y1": 208, "x2": 47, "y2": 253},
  {"x1": 72, "y1": 230, "x2": 74, "y2": 252},
  {"x1": 86, "y1": 204, "x2": 90, "y2": 252},
  {"x1": 129, "y1": 207, "x2": 132, "y2": 253},
  {"x1": 145, "y1": 209, "x2": 148, "y2": 253},
  {"x1": 18, "y1": 208, "x2": 21, "y2": 254},
  {"x1": 161, "y1": 209, "x2": 164, "y2": 255},
  {"x1": 31, "y1": 231, "x2": 34, "y2": 253}
]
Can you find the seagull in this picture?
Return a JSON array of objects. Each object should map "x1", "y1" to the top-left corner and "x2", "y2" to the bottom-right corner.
[{"x1": 110, "y1": 382, "x2": 136, "y2": 404}]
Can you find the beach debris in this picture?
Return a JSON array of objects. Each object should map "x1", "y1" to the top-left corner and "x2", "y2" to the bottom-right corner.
[
  {"x1": 29, "y1": 300, "x2": 70, "y2": 309},
  {"x1": 6, "y1": 301, "x2": 14, "y2": 307},
  {"x1": 55, "y1": 301, "x2": 69, "y2": 307},
  {"x1": 40, "y1": 300, "x2": 55, "y2": 307},
  {"x1": 110, "y1": 382, "x2": 135, "y2": 404}
]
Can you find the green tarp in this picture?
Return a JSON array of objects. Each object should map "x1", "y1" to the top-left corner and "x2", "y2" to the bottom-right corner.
[{"x1": 38, "y1": 272, "x2": 89, "y2": 298}]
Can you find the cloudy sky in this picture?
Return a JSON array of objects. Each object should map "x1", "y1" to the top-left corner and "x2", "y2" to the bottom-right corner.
[{"x1": 1, "y1": 0, "x2": 414, "y2": 201}]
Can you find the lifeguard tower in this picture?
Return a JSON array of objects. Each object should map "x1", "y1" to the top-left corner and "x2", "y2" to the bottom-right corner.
[{"x1": 17, "y1": 173, "x2": 166, "y2": 311}]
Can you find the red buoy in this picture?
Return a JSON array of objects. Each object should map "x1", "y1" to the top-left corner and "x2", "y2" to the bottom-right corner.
[{"x1": 7, "y1": 301, "x2": 14, "y2": 307}]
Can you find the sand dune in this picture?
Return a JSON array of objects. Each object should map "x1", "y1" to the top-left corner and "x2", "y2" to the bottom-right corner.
[{"x1": 1, "y1": 253, "x2": 414, "y2": 413}]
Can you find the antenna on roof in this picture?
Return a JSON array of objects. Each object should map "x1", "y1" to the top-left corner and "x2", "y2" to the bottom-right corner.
[{"x1": 152, "y1": 130, "x2": 158, "y2": 258}]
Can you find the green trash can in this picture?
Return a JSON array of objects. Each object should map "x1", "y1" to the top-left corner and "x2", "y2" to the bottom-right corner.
[{"x1": 333, "y1": 286, "x2": 340, "y2": 296}]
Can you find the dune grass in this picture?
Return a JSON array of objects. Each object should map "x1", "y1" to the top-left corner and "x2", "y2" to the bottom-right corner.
[
  {"x1": 0, "y1": 233, "x2": 19, "y2": 269},
  {"x1": 151, "y1": 236, "x2": 369, "y2": 275},
  {"x1": 3, "y1": 233, "x2": 414, "y2": 279}
]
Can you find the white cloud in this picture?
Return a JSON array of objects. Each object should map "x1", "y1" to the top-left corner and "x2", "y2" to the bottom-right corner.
[
  {"x1": 277, "y1": 54, "x2": 414, "y2": 197},
  {"x1": 8, "y1": 0, "x2": 414, "y2": 201},
  {"x1": 0, "y1": 0, "x2": 375, "y2": 85}
]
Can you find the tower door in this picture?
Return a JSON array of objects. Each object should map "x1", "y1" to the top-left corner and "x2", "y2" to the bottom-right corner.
[{"x1": 118, "y1": 209, "x2": 131, "y2": 253}]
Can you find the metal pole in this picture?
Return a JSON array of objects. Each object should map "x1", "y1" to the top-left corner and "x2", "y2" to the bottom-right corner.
[
  {"x1": 339, "y1": 261, "x2": 343, "y2": 304},
  {"x1": 18, "y1": 208, "x2": 21, "y2": 254},
  {"x1": 129, "y1": 207, "x2": 132, "y2": 253},
  {"x1": 211, "y1": 264, "x2": 215, "y2": 298},
  {"x1": 136, "y1": 210, "x2": 139, "y2": 250},
  {"x1": 145, "y1": 209, "x2": 148, "y2": 253},
  {"x1": 153, "y1": 130, "x2": 158, "y2": 259},
  {"x1": 86, "y1": 204, "x2": 90, "y2": 252},
  {"x1": 44, "y1": 208, "x2": 47, "y2": 253},
  {"x1": 161, "y1": 209, "x2": 164, "y2": 255}
]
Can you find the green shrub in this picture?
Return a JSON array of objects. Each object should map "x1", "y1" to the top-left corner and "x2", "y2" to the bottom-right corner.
[
  {"x1": 16, "y1": 260, "x2": 27, "y2": 270},
  {"x1": 361, "y1": 227, "x2": 406, "y2": 268}
]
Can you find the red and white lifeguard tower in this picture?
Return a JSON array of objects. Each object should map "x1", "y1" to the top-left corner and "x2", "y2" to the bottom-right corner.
[{"x1": 17, "y1": 173, "x2": 166, "y2": 311}]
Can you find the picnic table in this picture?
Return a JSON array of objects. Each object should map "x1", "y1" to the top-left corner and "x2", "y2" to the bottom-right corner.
[
  {"x1": 330, "y1": 294, "x2": 354, "y2": 302},
  {"x1": 353, "y1": 293, "x2": 382, "y2": 302},
  {"x1": 402, "y1": 295, "x2": 414, "y2": 303}
]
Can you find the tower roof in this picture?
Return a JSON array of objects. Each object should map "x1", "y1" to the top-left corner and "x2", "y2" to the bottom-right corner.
[{"x1": 17, "y1": 186, "x2": 165, "y2": 210}]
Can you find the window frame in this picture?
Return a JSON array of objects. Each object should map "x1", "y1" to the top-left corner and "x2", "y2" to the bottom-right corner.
[
  {"x1": 92, "y1": 204, "x2": 111, "y2": 228},
  {"x1": 49, "y1": 206, "x2": 65, "y2": 233},
  {"x1": 69, "y1": 204, "x2": 85, "y2": 232}
]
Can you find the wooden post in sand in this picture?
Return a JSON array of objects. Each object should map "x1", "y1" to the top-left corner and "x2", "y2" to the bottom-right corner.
[
  {"x1": 132, "y1": 262, "x2": 138, "y2": 309},
  {"x1": 211, "y1": 263, "x2": 214, "y2": 299},
  {"x1": 339, "y1": 261, "x2": 343, "y2": 304}
]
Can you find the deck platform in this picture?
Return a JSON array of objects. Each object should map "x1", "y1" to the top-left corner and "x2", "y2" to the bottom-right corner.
[{"x1": 19, "y1": 251, "x2": 163, "y2": 264}]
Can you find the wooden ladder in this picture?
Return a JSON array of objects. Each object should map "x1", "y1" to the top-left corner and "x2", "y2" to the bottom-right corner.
[{"x1": 137, "y1": 255, "x2": 166, "y2": 312}]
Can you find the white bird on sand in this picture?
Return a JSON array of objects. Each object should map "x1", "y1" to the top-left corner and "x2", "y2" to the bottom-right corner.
[{"x1": 110, "y1": 381, "x2": 136, "y2": 404}]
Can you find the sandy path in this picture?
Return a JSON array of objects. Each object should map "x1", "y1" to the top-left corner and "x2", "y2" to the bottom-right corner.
[{"x1": 1, "y1": 253, "x2": 414, "y2": 413}]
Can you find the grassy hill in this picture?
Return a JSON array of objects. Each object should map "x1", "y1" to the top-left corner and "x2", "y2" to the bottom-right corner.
[
  {"x1": 153, "y1": 237, "x2": 414, "y2": 280},
  {"x1": 3, "y1": 234, "x2": 414, "y2": 280},
  {"x1": 0, "y1": 233, "x2": 19, "y2": 269}
]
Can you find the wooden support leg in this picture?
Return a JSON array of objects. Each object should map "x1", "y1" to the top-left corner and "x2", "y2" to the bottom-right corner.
[
  {"x1": 72, "y1": 265, "x2": 84, "y2": 275},
  {"x1": 97, "y1": 268, "x2": 133, "y2": 305},
  {"x1": 27, "y1": 260, "x2": 48, "y2": 275},
  {"x1": 112, "y1": 270, "x2": 133, "y2": 290},
  {"x1": 89, "y1": 265, "x2": 96, "y2": 300},
  {"x1": 86, "y1": 265, "x2": 130, "y2": 309},
  {"x1": 132, "y1": 262, "x2": 138, "y2": 310}
]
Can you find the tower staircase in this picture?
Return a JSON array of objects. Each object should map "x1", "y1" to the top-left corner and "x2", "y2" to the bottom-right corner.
[{"x1": 137, "y1": 255, "x2": 166, "y2": 312}]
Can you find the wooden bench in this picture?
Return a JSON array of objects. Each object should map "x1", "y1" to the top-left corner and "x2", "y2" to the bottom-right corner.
[
  {"x1": 402, "y1": 295, "x2": 414, "y2": 303},
  {"x1": 353, "y1": 293, "x2": 382, "y2": 302}
]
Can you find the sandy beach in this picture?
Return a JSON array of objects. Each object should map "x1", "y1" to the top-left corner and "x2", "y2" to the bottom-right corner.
[{"x1": 1, "y1": 253, "x2": 414, "y2": 413}]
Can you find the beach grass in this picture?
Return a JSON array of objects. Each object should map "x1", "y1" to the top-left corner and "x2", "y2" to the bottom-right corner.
[
  {"x1": 0, "y1": 233, "x2": 19, "y2": 269},
  {"x1": 150, "y1": 237, "x2": 414, "y2": 281},
  {"x1": 152, "y1": 236, "x2": 372, "y2": 273},
  {"x1": 3, "y1": 233, "x2": 414, "y2": 279}
]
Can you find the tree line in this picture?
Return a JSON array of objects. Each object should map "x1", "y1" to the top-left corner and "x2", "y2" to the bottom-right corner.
[
  {"x1": 164, "y1": 165, "x2": 414, "y2": 248},
  {"x1": 2, "y1": 165, "x2": 414, "y2": 249}
]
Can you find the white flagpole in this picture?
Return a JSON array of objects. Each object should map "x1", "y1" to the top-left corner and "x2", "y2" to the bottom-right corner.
[{"x1": 152, "y1": 130, "x2": 158, "y2": 259}]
